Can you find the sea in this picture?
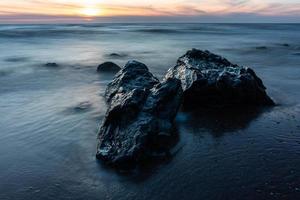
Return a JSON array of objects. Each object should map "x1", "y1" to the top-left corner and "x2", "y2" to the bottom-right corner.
[{"x1": 0, "y1": 23, "x2": 300, "y2": 200}]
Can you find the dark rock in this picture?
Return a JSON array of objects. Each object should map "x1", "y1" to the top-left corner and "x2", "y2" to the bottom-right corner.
[
  {"x1": 282, "y1": 43, "x2": 290, "y2": 47},
  {"x1": 5, "y1": 57, "x2": 29, "y2": 62},
  {"x1": 256, "y1": 46, "x2": 268, "y2": 50},
  {"x1": 165, "y1": 49, "x2": 275, "y2": 107},
  {"x1": 97, "y1": 62, "x2": 121, "y2": 73},
  {"x1": 96, "y1": 60, "x2": 183, "y2": 168},
  {"x1": 104, "y1": 60, "x2": 159, "y2": 103},
  {"x1": 74, "y1": 101, "x2": 92, "y2": 111},
  {"x1": 45, "y1": 62, "x2": 59, "y2": 67},
  {"x1": 107, "y1": 53, "x2": 128, "y2": 58}
]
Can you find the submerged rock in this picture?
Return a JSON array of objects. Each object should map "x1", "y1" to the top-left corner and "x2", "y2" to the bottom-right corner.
[
  {"x1": 97, "y1": 62, "x2": 121, "y2": 73},
  {"x1": 5, "y1": 57, "x2": 29, "y2": 63},
  {"x1": 96, "y1": 60, "x2": 183, "y2": 168},
  {"x1": 45, "y1": 62, "x2": 59, "y2": 67},
  {"x1": 165, "y1": 49, "x2": 274, "y2": 106},
  {"x1": 74, "y1": 101, "x2": 92, "y2": 111},
  {"x1": 256, "y1": 46, "x2": 268, "y2": 50}
]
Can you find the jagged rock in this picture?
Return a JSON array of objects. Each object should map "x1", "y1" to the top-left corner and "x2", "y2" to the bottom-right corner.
[
  {"x1": 96, "y1": 60, "x2": 183, "y2": 168},
  {"x1": 165, "y1": 49, "x2": 275, "y2": 106},
  {"x1": 104, "y1": 60, "x2": 159, "y2": 103},
  {"x1": 97, "y1": 62, "x2": 121, "y2": 73}
]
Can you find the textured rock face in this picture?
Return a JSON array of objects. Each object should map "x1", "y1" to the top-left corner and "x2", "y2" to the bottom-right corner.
[
  {"x1": 165, "y1": 49, "x2": 275, "y2": 106},
  {"x1": 104, "y1": 60, "x2": 159, "y2": 104},
  {"x1": 96, "y1": 60, "x2": 183, "y2": 168},
  {"x1": 97, "y1": 62, "x2": 121, "y2": 73}
]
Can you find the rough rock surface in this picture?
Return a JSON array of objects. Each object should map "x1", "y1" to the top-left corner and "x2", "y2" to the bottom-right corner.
[
  {"x1": 96, "y1": 60, "x2": 183, "y2": 168},
  {"x1": 165, "y1": 49, "x2": 274, "y2": 106},
  {"x1": 104, "y1": 60, "x2": 159, "y2": 103},
  {"x1": 97, "y1": 62, "x2": 121, "y2": 73}
]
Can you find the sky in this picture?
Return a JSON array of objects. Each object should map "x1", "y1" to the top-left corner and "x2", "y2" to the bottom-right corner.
[{"x1": 0, "y1": 0, "x2": 299, "y2": 23}]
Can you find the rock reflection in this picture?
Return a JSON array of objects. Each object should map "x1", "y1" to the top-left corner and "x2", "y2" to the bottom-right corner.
[{"x1": 178, "y1": 106, "x2": 269, "y2": 136}]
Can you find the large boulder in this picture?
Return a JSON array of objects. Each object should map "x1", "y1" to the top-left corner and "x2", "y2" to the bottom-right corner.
[
  {"x1": 165, "y1": 49, "x2": 275, "y2": 107},
  {"x1": 96, "y1": 60, "x2": 183, "y2": 168}
]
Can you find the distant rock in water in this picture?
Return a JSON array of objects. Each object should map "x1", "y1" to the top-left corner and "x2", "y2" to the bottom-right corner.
[
  {"x1": 107, "y1": 53, "x2": 128, "y2": 58},
  {"x1": 97, "y1": 62, "x2": 121, "y2": 73},
  {"x1": 256, "y1": 46, "x2": 268, "y2": 50},
  {"x1": 4, "y1": 57, "x2": 29, "y2": 63},
  {"x1": 74, "y1": 101, "x2": 92, "y2": 111},
  {"x1": 96, "y1": 60, "x2": 183, "y2": 168},
  {"x1": 165, "y1": 49, "x2": 275, "y2": 107},
  {"x1": 45, "y1": 62, "x2": 59, "y2": 67}
]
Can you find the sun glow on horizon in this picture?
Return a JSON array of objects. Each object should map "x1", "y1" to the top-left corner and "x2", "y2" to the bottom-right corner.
[
  {"x1": 79, "y1": 0, "x2": 102, "y2": 17},
  {"x1": 80, "y1": 7, "x2": 101, "y2": 16}
]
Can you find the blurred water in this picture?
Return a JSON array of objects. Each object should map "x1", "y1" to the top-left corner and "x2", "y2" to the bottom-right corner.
[{"x1": 0, "y1": 23, "x2": 300, "y2": 200}]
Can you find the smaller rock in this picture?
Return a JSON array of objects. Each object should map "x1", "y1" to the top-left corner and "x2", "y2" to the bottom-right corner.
[
  {"x1": 282, "y1": 43, "x2": 290, "y2": 47},
  {"x1": 5, "y1": 57, "x2": 29, "y2": 62},
  {"x1": 45, "y1": 63, "x2": 59, "y2": 67},
  {"x1": 74, "y1": 101, "x2": 92, "y2": 111},
  {"x1": 108, "y1": 53, "x2": 128, "y2": 58},
  {"x1": 97, "y1": 62, "x2": 121, "y2": 73},
  {"x1": 256, "y1": 46, "x2": 268, "y2": 50}
]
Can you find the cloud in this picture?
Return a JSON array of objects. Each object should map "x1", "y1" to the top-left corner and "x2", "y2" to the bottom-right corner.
[
  {"x1": 0, "y1": 0, "x2": 300, "y2": 23},
  {"x1": 255, "y1": 3, "x2": 300, "y2": 15},
  {"x1": 222, "y1": 0, "x2": 249, "y2": 6}
]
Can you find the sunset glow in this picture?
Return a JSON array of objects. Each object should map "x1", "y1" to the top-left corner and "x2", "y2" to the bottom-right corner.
[
  {"x1": 79, "y1": 0, "x2": 102, "y2": 16},
  {"x1": 0, "y1": 0, "x2": 299, "y2": 22},
  {"x1": 80, "y1": 7, "x2": 101, "y2": 16}
]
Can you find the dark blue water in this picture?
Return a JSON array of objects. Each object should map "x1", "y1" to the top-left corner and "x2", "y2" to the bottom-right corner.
[{"x1": 0, "y1": 23, "x2": 300, "y2": 200}]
